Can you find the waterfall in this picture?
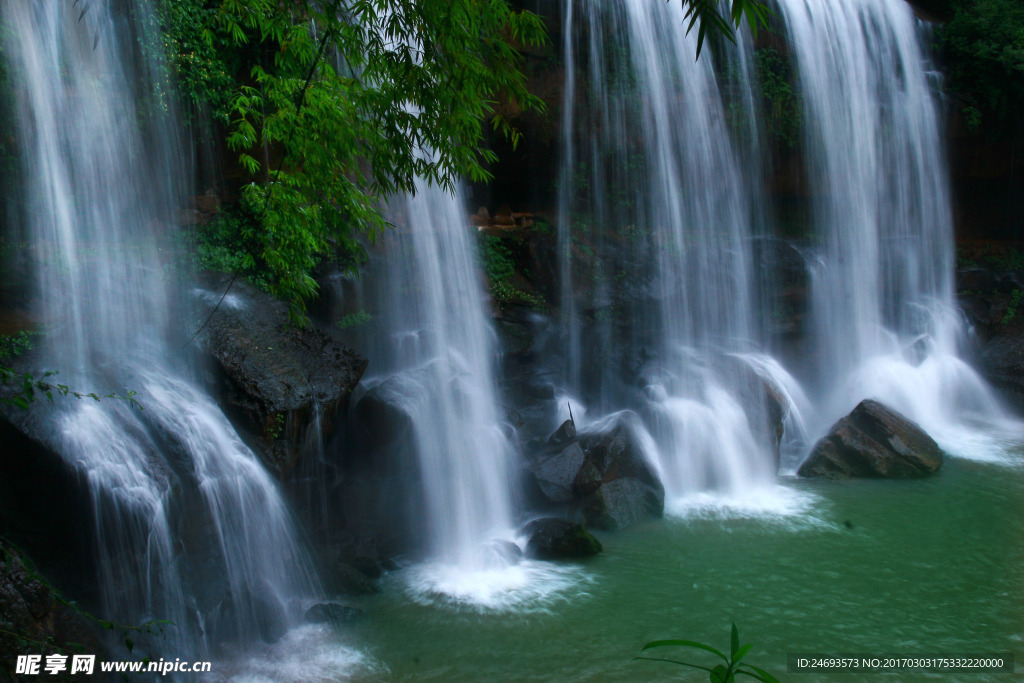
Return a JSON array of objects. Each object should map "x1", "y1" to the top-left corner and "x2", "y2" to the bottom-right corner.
[
  {"x1": 557, "y1": 0, "x2": 1018, "y2": 500},
  {"x1": 774, "y1": 0, "x2": 1015, "y2": 454},
  {"x1": 3, "y1": 0, "x2": 318, "y2": 657},
  {"x1": 557, "y1": 0, "x2": 784, "y2": 506}
]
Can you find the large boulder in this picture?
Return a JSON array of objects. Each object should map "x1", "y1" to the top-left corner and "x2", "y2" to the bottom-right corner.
[
  {"x1": 574, "y1": 419, "x2": 665, "y2": 530},
  {"x1": 521, "y1": 518, "x2": 602, "y2": 560},
  {"x1": 195, "y1": 278, "x2": 367, "y2": 477},
  {"x1": 528, "y1": 414, "x2": 665, "y2": 531},
  {"x1": 798, "y1": 400, "x2": 943, "y2": 479}
]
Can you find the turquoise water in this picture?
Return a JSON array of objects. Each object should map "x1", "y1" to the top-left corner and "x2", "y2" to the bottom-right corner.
[{"x1": 228, "y1": 449, "x2": 1024, "y2": 682}]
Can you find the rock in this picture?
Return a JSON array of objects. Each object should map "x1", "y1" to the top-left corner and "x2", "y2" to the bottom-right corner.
[
  {"x1": 522, "y1": 518, "x2": 602, "y2": 560},
  {"x1": 532, "y1": 442, "x2": 585, "y2": 503},
  {"x1": 486, "y1": 540, "x2": 523, "y2": 565},
  {"x1": 798, "y1": 399, "x2": 943, "y2": 479},
  {"x1": 577, "y1": 478, "x2": 663, "y2": 531},
  {"x1": 573, "y1": 418, "x2": 665, "y2": 530},
  {"x1": 195, "y1": 278, "x2": 367, "y2": 477},
  {"x1": 547, "y1": 418, "x2": 577, "y2": 446},
  {"x1": 304, "y1": 602, "x2": 365, "y2": 625},
  {"x1": 352, "y1": 377, "x2": 419, "y2": 451},
  {"x1": 978, "y1": 318, "x2": 1024, "y2": 412},
  {"x1": 192, "y1": 189, "x2": 221, "y2": 214},
  {"x1": 348, "y1": 556, "x2": 384, "y2": 580},
  {"x1": 331, "y1": 563, "x2": 381, "y2": 596},
  {"x1": 0, "y1": 541, "x2": 99, "y2": 676}
]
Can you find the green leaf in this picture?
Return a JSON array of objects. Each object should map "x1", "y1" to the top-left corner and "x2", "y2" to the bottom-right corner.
[
  {"x1": 733, "y1": 643, "x2": 753, "y2": 664},
  {"x1": 711, "y1": 663, "x2": 732, "y2": 683},
  {"x1": 731, "y1": 623, "x2": 739, "y2": 657}
]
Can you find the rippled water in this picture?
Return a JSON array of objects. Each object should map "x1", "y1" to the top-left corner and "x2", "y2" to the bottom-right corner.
[{"x1": 249, "y1": 448, "x2": 1023, "y2": 682}]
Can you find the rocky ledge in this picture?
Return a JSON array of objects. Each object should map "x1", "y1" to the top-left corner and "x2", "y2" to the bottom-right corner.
[{"x1": 194, "y1": 277, "x2": 367, "y2": 477}]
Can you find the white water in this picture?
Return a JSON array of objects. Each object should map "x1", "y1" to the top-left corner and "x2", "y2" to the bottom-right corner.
[
  {"x1": 775, "y1": 0, "x2": 1020, "y2": 452},
  {"x1": 356, "y1": 183, "x2": 582, "y2": 607},
  {"x1": 557, "y1": 0, "x2": 778, "y2": 507},
  {"x1": 557, "y1": 0, "x2": 1021, "y2": 513},
  {"x1": 4, "y1": 0, "x2": 318, "y2": 658}
]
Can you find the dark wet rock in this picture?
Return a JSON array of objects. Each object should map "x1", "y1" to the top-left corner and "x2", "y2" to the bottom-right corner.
[
  {"x1": 522, "y1": 518, "x2": 602, "y2": 560},
  {"x1": 195, "y1": 278, "x2": 367, "y2": 477},
  {"x1": 526, "y1": 414, "x2": 665, "y2": 530},
  {"x1": 798, "y1": 399, "x2": 943, "y2": 479},
  {"x1": 577, "y1": 478, "x2": 662, "y2": 532},
  {"x1": 304, "y1": 602, "x2": 365, "y2": 625},
  {"x1": 573, "y1": 419, "x2": 665, "y2": 530},
  {"x1": 977, "y1": 318, "x2": 1024, "y2": 412},
  {"x1": 0, "y1": 541, "x2": 99, "y2": 679},
  {"x1": 352, "y1": 377, "x2": 419, "y2": 451},
  {"x1": 547, "y1": 418, "x2": 577, "y2": 446},
  {"x1": 331, "y1": 563, "x2": 381, "y2": 596},
  {"x1": 250, "y1": 589, "x2": 288, "y2": 643},
  {"x1": 348, "y1": 556, "x2": 384, "y2": 580},
  {"x1": 487, "y1": 540, "x2": 523, "y2": 565},
  {"x1": 532, "y1": 442, "x2": 585, "y2": 503}
]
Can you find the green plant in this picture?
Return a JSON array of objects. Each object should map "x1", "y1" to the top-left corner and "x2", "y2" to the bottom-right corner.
[
  {"x1": 336, "y1": 310, "x2": 372, "y2": 330},
  {"x1": 636, "y1": 623, "x2": 780, "y2": 683},
  {"x1": 0, "y1": 330, "x2": 40, "y2": 360},
  {"x1": 1001, "y1": 288, "x2": 1023, "y2": 325},
  {"x1": 755, "y1": 47, "x2": 802, "y2": 150},
  {"x1": 0, "y1": 366, "x2": 142, "y2": 411}
]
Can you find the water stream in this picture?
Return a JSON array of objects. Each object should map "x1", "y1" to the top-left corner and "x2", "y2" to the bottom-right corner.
[{"x1": 3, "y1": 0, "x2": 318, "y2": 660}]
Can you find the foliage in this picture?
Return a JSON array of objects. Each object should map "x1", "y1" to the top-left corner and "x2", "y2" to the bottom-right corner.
[
  {"x1": 161, "y1": 0, "x2": 547, "y2": 324},
  {"x1": 937, "y1": 0, "x2": 1024, "y2": 135},
  {"x1": 152, "y1": 0, "x2": 234, "y2": 124},
  {"x1": 478, "y1": 234, "x2": 540, "y2": 306},
  {"x1": 336, "y1": 310, "x2": 372, "y2": 330},
  {"x1": 0, "y1": 331, "x2": 39, "y2": 360},
  {"x1": 0, "y1": 366, "x2": 142, "y2": 412},
  {"x1": 183, "y1": 211, "x2": 272, "y2": 292},
  {"x1": 1001, "y1": 288, "x2": 1022, "y2": 325},
  {"x1": 636, "y1": 623, "x2": 780, "y2": 683},
  {"x1": 755, "y1": 48, "x2": 801, "y2": 150},
  {"x1": 681, "y1": 0, "x2": 774, "y2": 58},
  {"x1": 0, "y1": 331, "x2": 141, "y2": 410}
]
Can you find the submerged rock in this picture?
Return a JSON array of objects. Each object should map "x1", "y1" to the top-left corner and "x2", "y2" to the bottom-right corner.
[
  {"x1": 798, "y1": 399, "x2": 943, "y2": 479},
  {"x1": 522, "y1": 518, "x2": 602, "y2": 560}
]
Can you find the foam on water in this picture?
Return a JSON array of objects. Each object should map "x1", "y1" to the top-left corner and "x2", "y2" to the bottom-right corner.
[
  {"x1": 404, "y1": 557, "x2": 591, "y2": 613},
  {"x1": 216, "y1": 625, "x2": 381, "y2": 683},
  {"x1": 665, "y1": 485, "x2": 822, "y2": 525}
]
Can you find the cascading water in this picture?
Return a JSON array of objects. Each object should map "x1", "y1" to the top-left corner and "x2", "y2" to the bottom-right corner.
[
  {"x1": 557, "y1": 0, "x2": 1020, "y2": 505},
  {"x1": 351, "y1": 181, "x2": 579, "y2": 607},
  {"x1": 557, "y1": 0, "x2": 791, "y2": 508},
  {"x1": 3, "y1": 0, "x2": 318, "y2": 659},
  {"x1": 773, "y1": 0, "x2": 1018, "y2": 455}
]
